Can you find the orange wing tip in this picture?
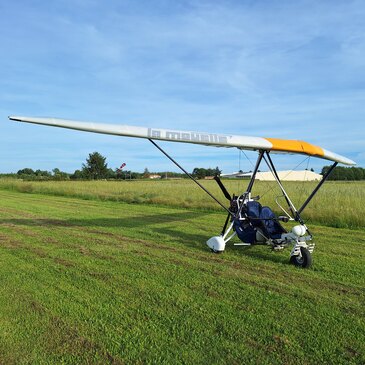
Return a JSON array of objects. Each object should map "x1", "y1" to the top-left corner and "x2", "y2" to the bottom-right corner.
[
  {"x1": 265, "y1": 138, "x2": 324, "y2": 157},
  {"x1": 265, "y1": 138, "x2": 356, "y2": 165}
]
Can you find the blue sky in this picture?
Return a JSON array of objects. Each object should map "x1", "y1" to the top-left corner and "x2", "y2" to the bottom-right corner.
[{"x1": 1, "y1": 0, "x2": 364, "y2": 174}]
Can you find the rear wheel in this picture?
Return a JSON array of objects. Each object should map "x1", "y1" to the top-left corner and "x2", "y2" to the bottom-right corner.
[{"x1": 290, "y1": 247, "x2": 312, "y2": 268}]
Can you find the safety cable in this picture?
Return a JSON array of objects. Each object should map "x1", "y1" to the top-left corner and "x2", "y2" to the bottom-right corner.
[
  {"x1": 260, "y1": 155, "x2": 311, "y2": 199},
  {"x1": 237, "y1": 149, "x2": 243, "y2": 196},
  {"x1": 241, "y1": 149, "x2": 275, "y2": 194}
]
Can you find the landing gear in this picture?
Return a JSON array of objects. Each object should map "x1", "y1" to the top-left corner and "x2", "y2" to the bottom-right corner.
[
  {"x1": 290, "y1": 247, "x2": 312, "y2": 268},
  {"x1": 207, "y1": 236, "x2": 226, "y2": 254}
]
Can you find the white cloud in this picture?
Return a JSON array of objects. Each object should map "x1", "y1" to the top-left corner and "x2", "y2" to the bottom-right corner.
[{"x1": 0, "y1": 0, "x2": 364, "y2": 172}]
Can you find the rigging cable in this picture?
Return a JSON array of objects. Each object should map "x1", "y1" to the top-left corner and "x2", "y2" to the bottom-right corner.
[{"x1": 260, "y1": 155, "x2": 311, "y2": 199}]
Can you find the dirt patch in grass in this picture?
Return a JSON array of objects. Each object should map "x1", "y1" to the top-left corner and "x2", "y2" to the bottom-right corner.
[
  {"x1": 0, "y1": 232, "x2": 23, "y2": 249},
  {"x1": 0, "y1": 206, "x2": 38, "y2": 218},
  {"x1": 77, "y1": 245, "x2": 116, "y2": 261},
  {"x1": 0, "y1": 222, "x2": 40, "y2": 239},
  {"x1": 86, "y1": 229, "x2": 117, "y2": 237},
  {"x1": 0, "y1": 232, "x2": 9, "y2": 241},
  {"x1": 29, "y1": 299, "x2": 47, "y2": 315},
  {"x1": 27, "y1": 246, "x2": 48, "y2": 258},
  {"x1": 87, "y1": 271, "x2": 114, "y2": 283},
  {"x1": 54, "y1": 257, "x2": 75, "y2": 268},
  {"x1": 43, "y1": 236, "x2": 61, "y2": 244}
]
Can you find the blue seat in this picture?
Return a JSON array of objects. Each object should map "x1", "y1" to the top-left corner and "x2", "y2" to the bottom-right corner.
[
  {"x1": 260, "y1": 206, "x2": 286, "y2": 239},
  {"x1": 246, "y1": 201, "x2": 262, "y2": 228},
  {"x1": 234, "y1": 201, "x2": 286, "y2": 243},
  {"x1": 233, "y1": 201, "x2": 262, "y2": 243}
]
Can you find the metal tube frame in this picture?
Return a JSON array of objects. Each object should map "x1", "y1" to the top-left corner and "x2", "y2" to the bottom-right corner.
[
  {"x1": 149, "y1": 140, "x2": 338, "y2": 241},
  {"x1": 263, "y1": 152, "x2": 300, "y2": 221},
  {"x1": 246, "y1": 150, "x2": 265, "y2": 193},
  {"x1": 221, "y1": 213, "x2": 231, "y2": 235}
]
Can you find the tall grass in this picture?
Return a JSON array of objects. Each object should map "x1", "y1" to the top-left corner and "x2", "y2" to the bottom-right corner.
[{"x1": 0, "y1": 178, "x2": 364, "y2": 228}]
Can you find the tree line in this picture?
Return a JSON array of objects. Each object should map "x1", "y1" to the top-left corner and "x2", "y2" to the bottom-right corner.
[
  {"x1": 2, "y1": 152, "x2": 363, "y2": 181},
  {"x1": 4, "y1": 152, "x2": 222, "y2": 181},
  {"x1": 321, "y1": 165, "x2": 365, "y2": 180}
]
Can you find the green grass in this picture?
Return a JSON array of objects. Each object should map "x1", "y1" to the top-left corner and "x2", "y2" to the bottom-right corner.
[
  {"x1": 0, "y1": 178, "x2": 364, "y2": 228},
  {"x1": 0, "y1": 189, "x2": 364, "y2": 364}
]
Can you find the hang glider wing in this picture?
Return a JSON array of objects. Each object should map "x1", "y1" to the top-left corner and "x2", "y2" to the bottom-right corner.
[{"x1": 8, "y1": 116, "x2": 356, "y2": 166}]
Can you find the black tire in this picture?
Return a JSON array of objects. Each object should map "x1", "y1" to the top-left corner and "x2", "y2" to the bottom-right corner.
[{"x1": 290, "y1": 247, "x2": 312, "y2": 268}]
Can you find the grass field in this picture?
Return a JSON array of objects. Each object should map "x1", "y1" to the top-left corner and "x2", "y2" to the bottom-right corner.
[
  {"x1": 0, "y1": 182, "x2": 364, "y2": 364},
  {"x1": 0, "y1": 179, "x2": 364, "y2": 228}
]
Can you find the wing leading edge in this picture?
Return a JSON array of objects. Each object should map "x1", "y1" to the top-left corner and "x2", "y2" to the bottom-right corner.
[{"x1": 8, "y1": 116, "x2": 356, "y2": 166}]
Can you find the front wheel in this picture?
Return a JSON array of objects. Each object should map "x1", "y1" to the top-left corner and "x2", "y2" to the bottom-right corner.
[
  {"x1": 210, "y1": 249, "x2": 223, "y2": 254},
  {"x1": 290, "y1": 247, "x2": 312, "y2": 268}
]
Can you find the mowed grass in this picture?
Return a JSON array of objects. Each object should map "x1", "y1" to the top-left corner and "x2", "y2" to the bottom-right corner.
[
  {"x1": 0, "y1": 189, "x2": 364, "y2": 364},
  {"x1": 1, "y1": 178, "x2": 364, "y2": 228}
]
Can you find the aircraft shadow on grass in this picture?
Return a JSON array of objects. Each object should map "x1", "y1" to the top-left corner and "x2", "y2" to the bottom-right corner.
[
  {"x1": 1, "y1": 211, "x2": 289, "y2": 265},
  {"x1": 2, "y1": 211, "x2": 205, "y2": 228},
  {"x1": 2, "y1": 211, "x2": 209, "y2": 250}
]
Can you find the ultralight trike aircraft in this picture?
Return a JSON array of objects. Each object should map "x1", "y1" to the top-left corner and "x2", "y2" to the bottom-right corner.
[{"x1": 9, "y1": 116, "x2": 356, "y2": 268}]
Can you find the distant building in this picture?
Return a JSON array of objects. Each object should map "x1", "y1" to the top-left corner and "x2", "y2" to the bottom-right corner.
[
  {"x1": 149, "y1": 174, "x2": 161, "y2": 179},
  {"x1": 222, "y1": 170, "x2": 322, "y2": 181},
  {"x1": 255, "y1": 170, "x2": 322, "y2": 181}
]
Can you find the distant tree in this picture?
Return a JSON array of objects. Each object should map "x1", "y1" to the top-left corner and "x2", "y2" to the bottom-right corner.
[
  {"x1": 82, "y1": 152, "x2": 109, "y2": 180},
  {"x1": 35, "y1": 169, "x2": 51, "y2": 177},
  {"x1": 143, "y1": 168, "x2": 150, "y2": 178},
  {"x1": 52, "y1": 168, "x2": 70, "y2": 181},
  {"x1": 192, "y1": 168, "x2": 206, "y2": 179},
  {"x1": 70, "y1": 169, "x2": 84, "y2": 180},
  {"x1": 17, "y1": 168, "x2": 35, "y2": 176},
  {"x1": 131, "y1": 171, "x2": 142, "y2": 179},
  {"x1": 158, "y1": 171, "x2": 185, "y2": 179},
  {"x1": 352, "y1": 167, "x2": 363, "y2": 180},
  {"x1": 116, "y1": 168, "x2": 134, "y2": 180},
  {"x1": 192, "y1": 167, "x2": 221, "y2": 179},
  {"x1": 106, "y1": 168, "x2": 116, "y2": 179},
  {"x1": 321, "y1": 165, "x2": 365, "y2": 180},
  {"x1": 214, "y1": 166, "x2": 222, "y2": 176},
  {"x1": 121, "y1": 170, "x2": 135, "y2": 180},
  {"x1": 115, "y1": 167, "x2": 124, "y2": 180}
]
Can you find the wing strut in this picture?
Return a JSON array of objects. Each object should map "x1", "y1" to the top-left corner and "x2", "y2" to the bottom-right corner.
[
  {"x1": 148, "y1": 139, "x2": 233, "y2": 216},
  {"x1": 262, "y1": 152, "x2": 307, "y2": 224},
  {"x1": 297, "y1": 161, "x2": 338, "y2": 216},
  {"x1": 263, "y1": 153, "x2": 338, "y2": 224}
]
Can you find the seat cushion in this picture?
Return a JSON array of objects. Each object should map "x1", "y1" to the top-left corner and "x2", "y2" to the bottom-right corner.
[{"x1": 260, "y1": 206, "x2": 286, "y2": 239}]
